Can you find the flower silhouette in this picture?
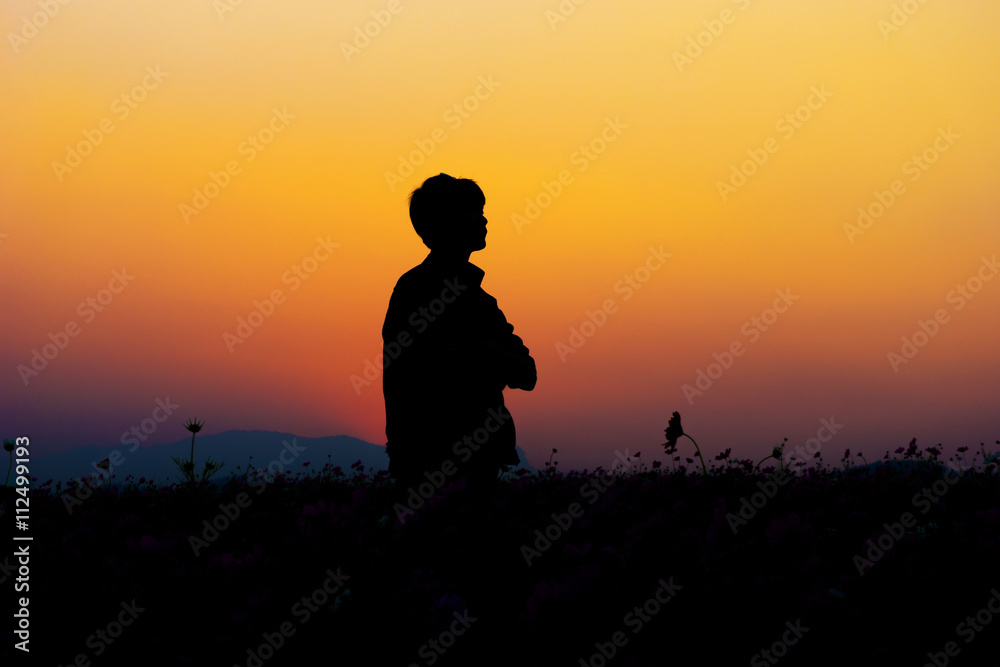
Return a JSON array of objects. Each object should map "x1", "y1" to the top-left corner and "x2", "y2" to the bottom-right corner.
[
  {"x1": 95, "y1": 458, "x2": 113, "y2": 488},
  {"x1": 664, "y1": 412, "x2": 683, "y2": 450},
  {"x1": 663, "y1": 411, "x2": 707, "y2": 474},
  {"x1": 172, "y1": 417, "x2": 224, "y2": 489},
  {"x1": 756, "y1": 438, "x2": 788, "y2": 472}
]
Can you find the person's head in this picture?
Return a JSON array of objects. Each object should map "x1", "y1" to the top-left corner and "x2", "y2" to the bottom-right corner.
[{"x1": 408, "y1": 173, "x2": 487, "y2": 254}]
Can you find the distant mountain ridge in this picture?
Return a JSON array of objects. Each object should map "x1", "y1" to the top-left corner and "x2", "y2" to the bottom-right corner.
[{"x1": 30, "y1": 429, "x2": 537, "y2": 489}]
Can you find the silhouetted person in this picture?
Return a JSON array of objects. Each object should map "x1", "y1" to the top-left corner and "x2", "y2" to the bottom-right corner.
[{"x1": 383, "y1": 173, "x2": 536, "y2": 501}]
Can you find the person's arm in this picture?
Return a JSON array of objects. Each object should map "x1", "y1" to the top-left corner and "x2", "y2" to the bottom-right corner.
[
  {"x1": 482, "y1": 337, "x2": 536, "y2": 390},
  {"x1": 483, "y1": 303, "x2": 536, "y2": 391},
  {"x1": 417, "y1": 283, "x2": 536, "y2": 391}
]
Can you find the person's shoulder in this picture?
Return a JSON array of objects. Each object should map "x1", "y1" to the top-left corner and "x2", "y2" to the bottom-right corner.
[
  {"x1": 389, "y1": 262, "x2": 440, "y2": 304},
  {"x1": 393, "y1": 262, "x2": 430, "y2": 290}
]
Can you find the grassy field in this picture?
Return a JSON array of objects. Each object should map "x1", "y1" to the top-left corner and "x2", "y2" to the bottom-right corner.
[{"x1": 3, "y1": 443, "x2": 999, "y2": 666}]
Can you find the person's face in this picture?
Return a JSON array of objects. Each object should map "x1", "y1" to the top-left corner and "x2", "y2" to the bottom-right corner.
[
  {"x1": 467, "y1": 203, "x2": 487, "y2": 251},
  {"x1": 445, "y1": 201, "x2": 487, "y2": 253}
]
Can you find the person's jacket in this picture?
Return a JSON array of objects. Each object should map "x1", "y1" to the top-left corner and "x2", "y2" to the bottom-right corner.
[{"x1": 382, "y1": 251, "x2": 536, "y2": 478}]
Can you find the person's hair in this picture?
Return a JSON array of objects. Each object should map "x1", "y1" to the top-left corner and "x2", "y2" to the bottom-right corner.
[{"x1": 408, "y1": 173, "x2": 485, "y2": 248}]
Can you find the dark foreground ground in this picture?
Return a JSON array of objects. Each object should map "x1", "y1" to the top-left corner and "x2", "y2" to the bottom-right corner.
[{"x1": 2, "y1": 454, "x2": 999, "y2": 666}]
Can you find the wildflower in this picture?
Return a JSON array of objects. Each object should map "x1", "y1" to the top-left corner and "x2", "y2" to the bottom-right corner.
[
  {"x1": 757, "y1": 438, "x2": 788, "y2": 472},
  {"x1": 93, "y1": 458, "x2": 113, "y2": 488},
  {"x1": 3, "y1": 440, "x2": 14, "y2": 453},
  {"x1": 173, "y1": 417, "x2": 224, "y2": 488},
  {"x1": 663, "y1": 411, "x2": 707, "y2": 474},
  {"x1": 664, "y1": 412, "x2": 683, "y2": 451},
  {"x1": 546, "y1": 448, "x2": 559, "y2": 474}
]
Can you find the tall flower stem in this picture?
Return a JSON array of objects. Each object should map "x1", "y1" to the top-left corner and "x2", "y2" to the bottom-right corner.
[
  {"x1": 4, "y1": 452, "x2": 11, "y2": 486},
  {"x1": 189, "y1": 431, "x2": 196, "y2": 477},
  {"x1": 176, "y1": 418, "x2": 205, "y2": 488},
  {"x1": 685, "y1": 433, "x2": 708, "y2": 475}
]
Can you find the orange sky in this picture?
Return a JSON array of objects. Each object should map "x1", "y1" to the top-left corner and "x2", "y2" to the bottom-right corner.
[{"x1": 3, "y1": 0, "x2": 999, "y2": 470}]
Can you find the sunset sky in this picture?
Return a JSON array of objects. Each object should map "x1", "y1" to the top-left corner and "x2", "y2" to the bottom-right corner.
[{"x1": 3, "y1": 0, "x2": 999, "y2": 472}]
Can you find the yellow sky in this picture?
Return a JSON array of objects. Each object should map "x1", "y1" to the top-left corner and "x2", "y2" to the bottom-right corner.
[{"x1": 2, "y1": 0, "x2": 999, "y2": 468}]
